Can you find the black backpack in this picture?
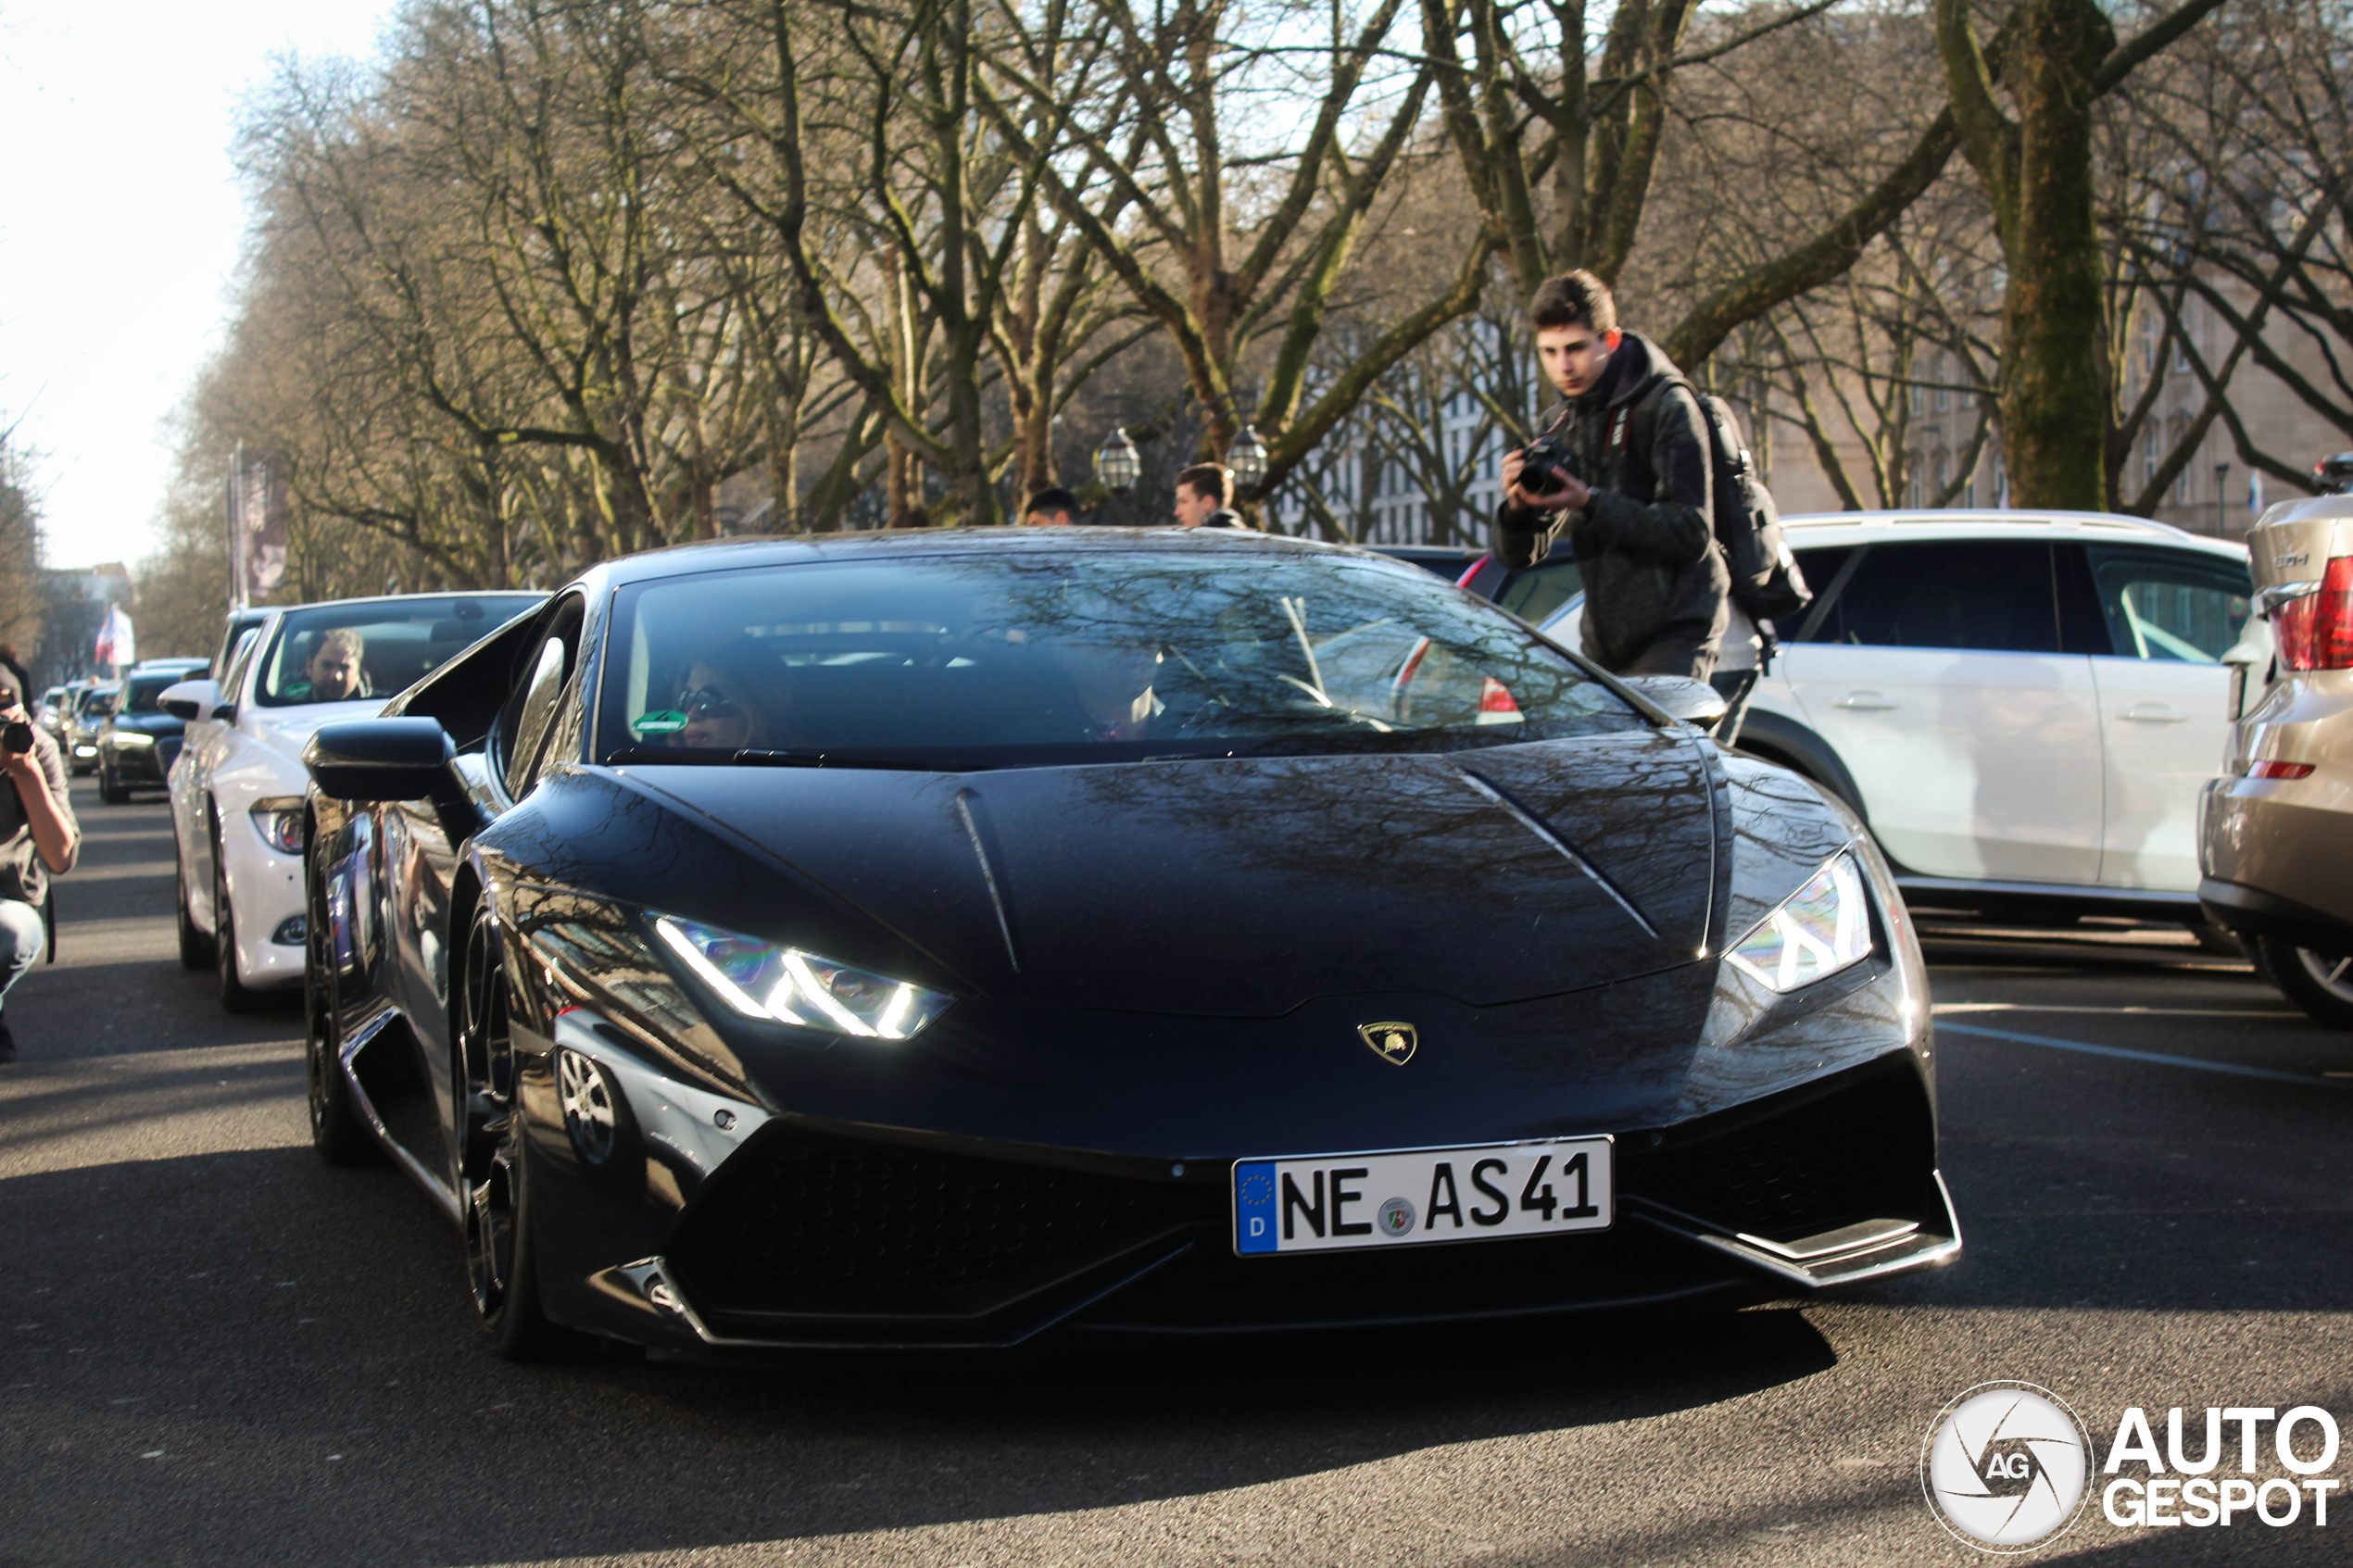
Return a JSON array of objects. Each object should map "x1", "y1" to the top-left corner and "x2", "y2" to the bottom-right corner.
[{"x1": 1628, "y1": 382, "x2": 1812, "y2": 624}]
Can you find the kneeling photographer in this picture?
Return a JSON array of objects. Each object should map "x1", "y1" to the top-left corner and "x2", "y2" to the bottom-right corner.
[
  {"x1": 1494, "y1": 270, "x2": 1728, "y2": 679},
  {"x1": 0, "y1": 677, "x2": 77, "y2": 1063}
]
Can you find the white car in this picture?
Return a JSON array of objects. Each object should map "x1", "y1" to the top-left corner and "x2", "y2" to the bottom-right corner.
[
  {"x1": 1540, "y1": 510, "x2": 2262, "y2": 924},
  {"x1": 162, "y1": 591, "x2": 543, "y2": 1010}
]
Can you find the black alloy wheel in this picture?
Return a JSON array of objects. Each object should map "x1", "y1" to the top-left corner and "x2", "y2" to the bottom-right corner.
[
  {"x1": 2257, "y1": 935, "x2": 2353, "y2": 1029},
  {"x1": 174, "y1": 839, "x2": 211, "y2": 971},
  {"x1": 304, "y1": 853, "x2": 376, "y2": 1165},
  {"x1": 456, "y1": 898, "x2": 564, "y2": 1359},
  {"x1": 211, "y1": 819, "x2": 265, "y2": 1014}
]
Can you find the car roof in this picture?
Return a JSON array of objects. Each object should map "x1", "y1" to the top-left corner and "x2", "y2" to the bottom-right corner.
[
  {"x1": 1780, "y1": 508, "x2": 2246, "y2": 558},
  {"x1": 567, "y1": 526, "x2": 1401, "y2": 596},
  {"x1": 257, "y1": 588, "x2": 546, "y2": 618}
]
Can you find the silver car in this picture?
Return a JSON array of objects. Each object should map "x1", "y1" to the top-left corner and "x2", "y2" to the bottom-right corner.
[{"x1": 2200, "y1": 492, "x2": 2353, "y2": 1023}]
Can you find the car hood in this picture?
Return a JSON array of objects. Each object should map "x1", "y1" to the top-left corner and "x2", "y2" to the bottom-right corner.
[
  {"x1": 109, "y1": 713, "x2": 185, "y2": 737},
  {"x1": 596, "y1": 729, "x2": 1721, "y2": 1017},
  {"x1": 243, "y1": 700, "x2": 385, "y2": 763}
]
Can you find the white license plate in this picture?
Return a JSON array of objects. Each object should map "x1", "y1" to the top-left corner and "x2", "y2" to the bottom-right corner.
[{"x1": 1232, "y1": 1137, "x2": 1613, "y2": 1255}]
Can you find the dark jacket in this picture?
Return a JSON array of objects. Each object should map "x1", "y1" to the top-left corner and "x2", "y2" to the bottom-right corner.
[
  {"x1": 1491, "y1": 332, "x2": 1729, "y2": 675},
  {"x1": 1203, "y1": 508, "x2": 1246, "y2": 530}
]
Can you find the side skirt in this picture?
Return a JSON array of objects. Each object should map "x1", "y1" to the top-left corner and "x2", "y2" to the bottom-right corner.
[{"x1": 342, "y1": 1006, "x2": 463, "y2": 1225}]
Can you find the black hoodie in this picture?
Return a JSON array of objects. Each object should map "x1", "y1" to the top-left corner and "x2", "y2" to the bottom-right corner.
[{"x1": 1491, "y1": 332, "x2": 1730, "y2": 674}]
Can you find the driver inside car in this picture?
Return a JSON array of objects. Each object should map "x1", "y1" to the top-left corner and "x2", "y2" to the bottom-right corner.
[{"x1": 302, "y1": 629, "x2": 370, "y2": 702}]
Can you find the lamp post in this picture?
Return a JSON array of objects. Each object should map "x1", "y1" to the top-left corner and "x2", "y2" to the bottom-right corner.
[
  {"x1": 2215, "y1": 462, "x2": 2230, "y2": 536},
  {"x1": 1092, "y1": 427, "x2": 1140, "y2": 495},
  {"x1": 1226, "y1": 422, "x2": 1268, "y2": 493}
]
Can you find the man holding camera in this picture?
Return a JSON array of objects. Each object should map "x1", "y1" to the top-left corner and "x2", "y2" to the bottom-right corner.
[
  {"x1": 1495, "y1": 270, "x2": 1729, "y2": 678},
  {"x1": 0, "y1": 680, "x2": 76, "y2": 1062}
]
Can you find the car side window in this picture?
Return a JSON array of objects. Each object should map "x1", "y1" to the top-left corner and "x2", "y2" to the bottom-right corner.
[
  {"x1": 1798, "y1": 540, "x2": 2060, "y2": 653},
  {"x1": 1493, "y1": 558, "x2": 1584, "y2": 625},
  {"x1": 498, "y1": 597, "x2": 585, "y2": 799},
  {"x1": 217, "y1": 629, "x2": 260, "y2": 710},
  {"x1": 2082, "y1": 546, "x2": 2252, "y2": 663}
]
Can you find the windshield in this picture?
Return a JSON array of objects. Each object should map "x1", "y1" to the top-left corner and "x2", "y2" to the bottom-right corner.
[
  {"x1": 77, "y1": 686, "x2": 118, "y2": 717},
  {"x1": 255, "y1": 595, "x2": 542, "y2": 709},
  {"x1": 122, "y1": 675, "x2": 178, "y2": 714},
  {"x1": 600, "y1": 550, "x2": 1638, "y2": 767}
]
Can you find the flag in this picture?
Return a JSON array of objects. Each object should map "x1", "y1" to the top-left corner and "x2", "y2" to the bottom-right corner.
[
  {"x1": 94, "y1": 604, "x2": 135, "y2": 671},
  {"x1": 2249, "y1": 471, "x2": 2266, "y2": 515}
]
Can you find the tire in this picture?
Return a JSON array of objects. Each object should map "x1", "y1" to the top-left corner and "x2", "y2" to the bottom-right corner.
[
  {"x1": 174, "y1": 844, "x2": 212, "y2": 971},
  {"x1": 212, "y1": 822, "x2": 266, "y2": 1014},
  {"x1": 97, "y1": 761, "x2": 129, "y2": 805},
  {"x1": 305, "y1": 855, "x2": 377, "y2": 1166},
  {"x1": 456, "y1": 898, "x2": 570, "y2": 1360},
  {"x1": 2256, "y1": 936, "x2": 2353, "y2": 1029}
]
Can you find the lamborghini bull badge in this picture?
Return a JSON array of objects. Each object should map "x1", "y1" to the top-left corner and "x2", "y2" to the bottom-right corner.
[{"x1": 1358, "y1": 1022, "x2": 1417, "y2": 1066}]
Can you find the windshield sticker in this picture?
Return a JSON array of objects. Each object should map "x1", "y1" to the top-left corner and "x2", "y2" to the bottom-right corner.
[{"x1": 632, "y1": 710, "x2": 687, "y2": 735}]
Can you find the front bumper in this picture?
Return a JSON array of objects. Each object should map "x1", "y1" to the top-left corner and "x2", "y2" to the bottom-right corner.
[
  {"x1": 102, "y1": 738, "x2": 178, "y2": 784},
  {"x1": 502, "y1": 941, "x2": 1952, "y2": 1357}
]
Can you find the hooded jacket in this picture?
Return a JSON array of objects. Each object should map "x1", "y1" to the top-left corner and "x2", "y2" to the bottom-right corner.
[{"x1": 1491, "y1": 332, "x2": 1730, "y2": 674}]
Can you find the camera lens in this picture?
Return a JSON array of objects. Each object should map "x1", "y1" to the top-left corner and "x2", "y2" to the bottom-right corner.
[{"x1": 3, "y1": 721, "x2": 33, "y2": 755}]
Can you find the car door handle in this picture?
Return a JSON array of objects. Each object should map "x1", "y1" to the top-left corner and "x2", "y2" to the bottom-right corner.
[
  {"x1": 1833, "y1": 691, "x2": 1899, "y2": 710},
  {"x1": 2120, "y1": 703, "x2": 2189, "y2": 723}
]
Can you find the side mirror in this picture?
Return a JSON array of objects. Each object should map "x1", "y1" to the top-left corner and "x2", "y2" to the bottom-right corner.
[
  {"x1": 306, "y1": 718, "x2": 456, "y2": 803},
  {"x1": 1619, "y1": 674, "x2": 1730, "y2": 732},
  {"x1": 159, "y1": 679, "x2": 221, "y2": 722}
]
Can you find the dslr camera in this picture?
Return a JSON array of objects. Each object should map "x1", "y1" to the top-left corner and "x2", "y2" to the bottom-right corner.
[
  {"x1": 1518, "y1": 427, "x2": 1583, "y2": 500},
  {"x1": 2, "y1": 721, "x2": 31, "y2": 755}
]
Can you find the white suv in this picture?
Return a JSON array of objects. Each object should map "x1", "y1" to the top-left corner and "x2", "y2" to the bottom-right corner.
[{"x1": 1541, "y1": 510, "x2": 2261, "y2": 923}]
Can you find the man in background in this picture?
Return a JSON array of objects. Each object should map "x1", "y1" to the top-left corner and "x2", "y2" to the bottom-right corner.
[
  {"x1": 1173, "y1": 465, "x2": 1245, "y2": 529},
  {"x1": 1024, "y1": 487, "x2": 1082, "y2": 527},
  {"x1": 1493, "y1": 270, "x2": 1727, "y2": 678}
]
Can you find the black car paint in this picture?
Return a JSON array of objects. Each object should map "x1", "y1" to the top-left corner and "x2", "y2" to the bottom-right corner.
[{"x1": 304, "y1": 532, "x2": 1949, "y2": 1355}]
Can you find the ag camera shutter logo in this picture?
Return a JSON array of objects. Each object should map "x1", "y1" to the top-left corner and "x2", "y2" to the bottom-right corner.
[{"x1": 1921, "y1": 1382, "x2": 2094, "y2": 1551}]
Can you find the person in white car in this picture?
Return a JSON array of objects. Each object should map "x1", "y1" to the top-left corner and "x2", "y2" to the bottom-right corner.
[{"x1": 299, "y1": 628, "x2": 368, "y2": 703}]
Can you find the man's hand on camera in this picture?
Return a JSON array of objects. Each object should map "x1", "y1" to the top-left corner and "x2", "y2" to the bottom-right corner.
[{"x1": 1502, "y1": 448, "x2": 1592, "y2": 514}]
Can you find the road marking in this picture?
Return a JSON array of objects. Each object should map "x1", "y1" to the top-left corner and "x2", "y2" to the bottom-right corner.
[
  {"x1": 1937, "y1": 1021, "x2": 2353, "y2": 1091},
  {"x1": 1934, "y1": 1002, "x2": 2298, "y2": 1019}
]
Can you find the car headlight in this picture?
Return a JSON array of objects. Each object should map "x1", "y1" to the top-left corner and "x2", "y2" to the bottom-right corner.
[
  {"x1": 1724, "y1": 851, "x2": 1873, "y2": 992},
  {"x1": 115, "y1": 731, "x2": 154, "y2": 746},
  {"x1": 248, "y1": 797, "x2": 306, "y2": 855},
  {"x1": 652, "y1": 915, "x2": 954, "y2": 1040}
]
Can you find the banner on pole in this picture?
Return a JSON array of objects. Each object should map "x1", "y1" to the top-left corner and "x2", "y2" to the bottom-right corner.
[{"x1": 94, "y1": 604, "x2": 136, "y2": 672}]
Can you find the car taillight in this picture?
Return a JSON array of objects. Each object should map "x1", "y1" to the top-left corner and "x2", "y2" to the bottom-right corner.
[
  {"x1": 2272, "y1": 557, "x2": 2353, "y2": 670},
  {"x1": 2250, "y1": 760, "x2": 2316, "y2": 780}
]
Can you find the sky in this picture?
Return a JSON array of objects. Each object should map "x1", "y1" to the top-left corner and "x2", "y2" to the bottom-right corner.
[{"x1": 0, "y1": 0, "x2": 399, "y2": 572}]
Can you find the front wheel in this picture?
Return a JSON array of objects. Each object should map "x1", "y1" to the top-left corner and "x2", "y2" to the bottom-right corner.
[
  {"x1": 457, "y1": 899, "x2": 569, "y2": 1360},
  {"x1": 98, "y1": 761, "x2": 128, "y2": 805},
  {"x1": 2257, "y1": 936, "x2": 2353, "y2": 1029}
]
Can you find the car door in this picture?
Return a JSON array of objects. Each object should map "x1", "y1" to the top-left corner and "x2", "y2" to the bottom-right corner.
[
  {"x1": 1778, "y1": 538, "x2": 2105, "y2": 883},
  {"x1": 2078, "y1": 543, "x2": 2256, "y2": 891},
  {"x1": 176, "y1": 626, "x2": 264, "y2": 931}
]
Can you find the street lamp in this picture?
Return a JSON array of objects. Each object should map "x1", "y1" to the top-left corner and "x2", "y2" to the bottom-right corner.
[
  {"x1": 1226, "y1": 422, "x2": 1268, "y2": 492},
  {"x1": 1093, "y1": 427, "x2": 1140, "y2": 495},
  {"x1": 2216, "y1": 462, "x2": 2230, "y2": 536}
]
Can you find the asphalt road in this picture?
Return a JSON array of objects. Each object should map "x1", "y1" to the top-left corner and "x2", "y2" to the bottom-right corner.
[{"x1": 6, "y1": 782, "x2": 2353, "y2": 1567}]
